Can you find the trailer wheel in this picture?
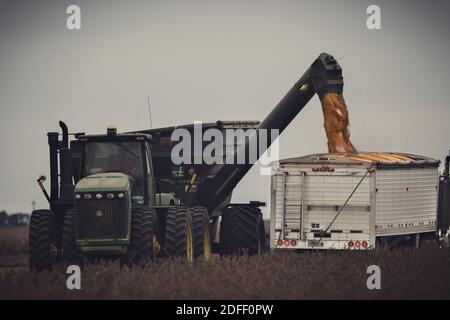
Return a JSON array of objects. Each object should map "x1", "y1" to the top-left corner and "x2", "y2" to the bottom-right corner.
[
  {"x1": 192, "y1": 206, "x2": 212, "y2": 261},
  {"x1": 220, "y1": 205, "x2": 266, "y2": 255},
  {"x1": 29, "y1": 209, "x2": 54, "y2": 272},
  {"x1": 62, "y1": 208, "x2": 79, "y2": 265},
  {"x1": 165, "y1": 206, "x2": 194, "y2": 263},
  {"x1": 419, "y1": 232, "x2": 439, "y2": 249},
  {"x1": 128, "y1": 206, "x2": 159, "y2": 264}
]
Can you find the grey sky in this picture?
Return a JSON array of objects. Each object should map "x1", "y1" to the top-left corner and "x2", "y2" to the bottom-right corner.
[{"x1": 1, "y1": 0, "x2": 449, "y2": 215}]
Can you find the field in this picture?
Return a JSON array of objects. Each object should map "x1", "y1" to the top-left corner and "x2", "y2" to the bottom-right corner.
[
  {"x1": 0, "y1": 227, "x2": 28, "y2": 255},
  {"x1": 1, "y1": 227, "x2": 449, "y2": 300}
]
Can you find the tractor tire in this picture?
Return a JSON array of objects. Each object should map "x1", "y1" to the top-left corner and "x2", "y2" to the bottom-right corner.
[
  {"x1": 191, "y1": 206, "x2": 212, "y2": 261},
  {"x1": 220, "y1": 205, "x2": 266, "y2": 256},
  {"x1": 128, "y1": 206, "x2": 159, "y2": 264},
  {"x1": 29, "y1": 209, "x2": 54, "y2": 272},
  {"x1": 62, "y1": 208, "x2": 79, "y2": 265},
  {"x1": 165, "y1": 206, "x2": 194, "y2": 263}
]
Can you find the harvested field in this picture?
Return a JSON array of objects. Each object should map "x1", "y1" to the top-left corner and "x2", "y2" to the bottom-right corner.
[
  {"x1": 0, "y1": 227, "x2": 449, "y2": 300},
  {"x1": 0, "y1": 227, "x2": 28, "y2": 255}
]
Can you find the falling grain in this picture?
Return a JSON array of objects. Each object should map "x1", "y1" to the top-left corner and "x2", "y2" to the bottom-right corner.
[{"x1": 320, "y1": 93, "x2": 356, "y2": 153}]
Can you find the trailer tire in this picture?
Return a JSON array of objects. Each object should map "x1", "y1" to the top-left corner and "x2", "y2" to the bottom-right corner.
[
  {"x1": 62, "y1": 208, "x2": 79, "y2": 265},
  {"x1": 220, "y1": 205, "x2": 266, "y2": 256},
  {"x1": 419, "y1": 232, "x2": 439, "y2": 249},
  {"x1": 165, "y1": 206, "x2": 194, "y2": 263},
  {"x1": 191, "y1": 206, "x2": 212, "y2": 261},
  {"x1": 128, "y1": 206, "x2": 159, "y2": 264},
  {"x1": 29, "y1": 209, "x2": 54, "y2": 272}
]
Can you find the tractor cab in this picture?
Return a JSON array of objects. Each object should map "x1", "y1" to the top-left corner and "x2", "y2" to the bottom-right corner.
[{"x1": 77, "y1": 125, "x2": 154, "y2": 206}]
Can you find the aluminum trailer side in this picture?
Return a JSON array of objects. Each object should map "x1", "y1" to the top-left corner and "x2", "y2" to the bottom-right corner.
[{"x1": 270, "y1": 152, "x2": 441, "y2": 250}]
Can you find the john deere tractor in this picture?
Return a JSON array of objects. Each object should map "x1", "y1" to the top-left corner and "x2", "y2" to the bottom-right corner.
[
  {"x1": 29, "y1": 53, "x2": 346, "y2": 271},
  {"x1": 30, "y1": 123, "x2": 218, "y2": 270}
]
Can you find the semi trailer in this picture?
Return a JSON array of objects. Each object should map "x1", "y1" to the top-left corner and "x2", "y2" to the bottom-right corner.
[
  {"x1": 270, "y1": 152, "x2": 450, "y2": 250},
  {"x1": 29, "y1": 52, "x2": 345, "y2": 271}
]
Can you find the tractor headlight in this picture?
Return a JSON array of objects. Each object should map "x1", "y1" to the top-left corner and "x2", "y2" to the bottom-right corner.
[
  {"x1": 106, "y1": 193, "x2": 114, "y2": 199},
  {"x1": 84, "y1": 193, "x2": 92, "y2": 200},
  {"x1": 96, "y1": 193, "x2": 103, "y2": 199},
  {"x1": 75, "y1": 194, "x2": 81, "y2": 200},
  {"x1": 118, "y1": 193, "x2": 125, "y2": 199}
]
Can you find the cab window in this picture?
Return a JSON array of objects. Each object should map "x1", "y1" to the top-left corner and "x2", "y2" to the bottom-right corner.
[{"x1": 82, "y1": 141, "x2": 145, "y2": 196}]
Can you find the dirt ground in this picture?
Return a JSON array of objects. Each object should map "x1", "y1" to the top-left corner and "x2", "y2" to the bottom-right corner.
[{"x1": 1, "y1": 227, "x2": 449, "y2": 300}]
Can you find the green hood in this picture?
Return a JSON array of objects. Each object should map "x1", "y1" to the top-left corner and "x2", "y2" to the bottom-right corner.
[{"x1": 75, "y1": 172, "x2": 130, "y2": 193}]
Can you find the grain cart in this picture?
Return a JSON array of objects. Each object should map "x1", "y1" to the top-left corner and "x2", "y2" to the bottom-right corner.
[
  {"x1": 29, "y1": 53, "x2": 345, "y2": 271},
  {"x1": 270, "y1": 152, "x2": 450, "y2": 250}
]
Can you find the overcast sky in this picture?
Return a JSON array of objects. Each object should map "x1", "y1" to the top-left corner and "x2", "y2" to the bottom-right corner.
[{"x1": 1, "y1": 0, "x2": 449, "y2": 215}]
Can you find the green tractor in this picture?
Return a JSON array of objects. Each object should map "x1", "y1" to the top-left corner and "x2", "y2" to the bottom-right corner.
[
  {"x1": 29, "y1": 121, "x2": 264, "y2": 271},
  {"x1": 29, "y1": 53, "x2": 345, "y2": 271}
]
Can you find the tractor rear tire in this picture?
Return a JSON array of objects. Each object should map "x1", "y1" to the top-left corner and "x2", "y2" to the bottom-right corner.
[
  {"x1": 62, "y1": 208, "x2": 79, "y2": 265},
  {"x1": 29, "y1": 209, "x2": 54, "y2": 272},
  {"x1": 128, "y1": 206, "x2": 159, "y2": 264},
  {"x1": 165, "y1": 206, "x2": 194, "y2": 263},
  {"x1": 191, "y1": 206, "x2": 212, "y2": 261},
  {"x1": 220, "y1": 205, "x2": 266, "y2": 256}
]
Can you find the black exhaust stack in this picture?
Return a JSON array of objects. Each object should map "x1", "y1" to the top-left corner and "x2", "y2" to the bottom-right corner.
[
  {"x1": 59, "y1": 121, "x2": 74, "y2": 200},
  {"x1": 47, "y1": 131, "x2": 59, "y2": 201},
  {"x1": 47, "y1": 121, "x2": 74, "y2": 202}
]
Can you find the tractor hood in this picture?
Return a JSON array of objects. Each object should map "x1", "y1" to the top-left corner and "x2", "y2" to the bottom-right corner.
[{"x1": 75, "y1": 172, "x2": 131, "y2": 193}]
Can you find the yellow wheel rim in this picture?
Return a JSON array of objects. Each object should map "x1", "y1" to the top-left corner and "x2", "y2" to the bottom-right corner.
[
  {"x1": 256, "y1": 225, "x2": 262, "y2": 254},
  {"x1": 203, "y1": 224, "x2": 212, "y2": 261},
  {"x1": 50, "y1": 243, "x2": 57, "y2": 255},
  {"x1": 186, "y1": 222, "x2": 194, "y2": 263},
  {"x1": 152, "y1": 235, "x2": 160, "y2": 256}
]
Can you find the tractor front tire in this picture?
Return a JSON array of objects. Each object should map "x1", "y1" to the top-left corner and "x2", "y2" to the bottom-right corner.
[
  {"x1": 192, "y1": 206, "x2": 212, "y2": 261},
  {"x1": 165, "y1": 206, "x2": 194, "y2": 263},
  {"x1": 29, "y1": 209, "x2": 54, "y2": 272},
  {"x1": 220, "y1": 205, "x2": 266, "y2": 256},
  {"x1": 62, "y1": 208, "x2": 79, "y2": 265},
  {"x1": 128, "y1": 206, "x2": 159, "y2": 264}
]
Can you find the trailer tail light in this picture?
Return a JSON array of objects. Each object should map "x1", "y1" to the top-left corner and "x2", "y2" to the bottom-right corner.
[
  {"x1": 348, "y1": 241, "x2": 354, "y2": 248},
  {"x1": 362, "y1": 241, "x2": 368, "y2": 248},
  {"x1": 290, "y1": 240, "x2": 297, "y2": 246},
  {"x1": 283, "y1": 239, "x2": 290, "y2": 246},
  {"x1": 355, "y1": 241, "x2": 361, "y2": 249},
  {"x1": 277, "y1": 240, "x2": 283, "y2": 246}
]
